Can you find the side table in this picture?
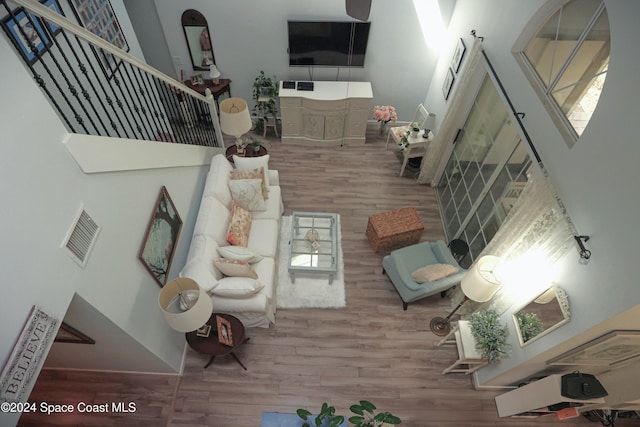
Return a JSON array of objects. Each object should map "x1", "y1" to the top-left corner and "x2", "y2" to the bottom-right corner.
[
  {"x1": 436, "y1": 320, "x2": 487, "y2": 374},
  {"x1": 183, "y1": 78, "x2": 232, "y2": 111},
  {"x1": 226, "y1": 145, "x2": 268, "y2": 163},
  {"x1": 185, "y1": 313, "x2": 250, "y2": 370}
]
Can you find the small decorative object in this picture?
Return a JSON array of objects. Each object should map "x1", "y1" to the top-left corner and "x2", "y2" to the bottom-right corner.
[
  {"x1": 191, "y1": 73, "x2": 204, "y2": 86},
  {"x1": 54, "y1": 322, "x2": 95, "y2": 344},
  {"x1": 139, "y1": 186, "x2": 183, "y2": 286},
  {"x1": 250, "y1": 139, "x2": 262, "y2": 153},
  {"x1": 216, "y1": 315, "x2": 233, "y2": 346},
  {"x1": 451, "y1": 37, "x2": 467, "y2": 73},
  {"x1": 468, "y1": 308, "x2": 510, "y2": 363},
  {"x1": 305, "y1": 229, "x2": 321, "y2": 251},
  {"x1": 373, "y1": 105, "x2": 398, "y2": 136},
  {"x1": 410, "y1": 122, "x2": 420, "y2": 138},
  {"x1": 1, "y1": 7, "x2": 52, "y2": 65},
  {"x1": 196, "y1": 324, "x2": 211, "y2": 338},
  {"x1": 443, "y1": 67, "x2": 455, "y2": 100}
]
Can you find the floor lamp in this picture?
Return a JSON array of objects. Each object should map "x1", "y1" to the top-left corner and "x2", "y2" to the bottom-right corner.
[
  {"x1": 158, "y1": 278, "x2": 213, "y2": 332},
  {"x1": 430, "y1": 255, "x2": 502, "y2": 336}
]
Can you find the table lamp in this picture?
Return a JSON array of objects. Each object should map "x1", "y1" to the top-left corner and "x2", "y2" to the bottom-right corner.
[
  {"x1": 158, "y1": 278, "x2": 213, "y2": 332},
  {"x1": 209, "y1": 64, "x2": 221, "y2": 84},
  {"x1": 220, "y1": 97, "x2": 252, "y2": 152},
  {"x1": 430, "y1": 255, "x2": 502, "y2": 336},
  {"x1": 423, "y1": 112, "x2": 436, "y2": 138}
]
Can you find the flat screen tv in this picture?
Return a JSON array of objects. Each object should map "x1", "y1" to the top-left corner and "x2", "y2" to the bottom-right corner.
[{"x1": 287, "y1": 21, "x2": 371, "y2": 67}]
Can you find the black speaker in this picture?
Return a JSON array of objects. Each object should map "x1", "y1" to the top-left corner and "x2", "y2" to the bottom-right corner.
[
  {"x1": 561, "y1": 372, "x2": 608, "y2": 400},
  {"x1": 346, "y1": 0, "x2": 372, "y2": 21}
]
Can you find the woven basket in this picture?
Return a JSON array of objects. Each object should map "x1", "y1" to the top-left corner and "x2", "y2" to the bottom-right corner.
[{"x1": 366, "y1": 207, "x2": 424, "y2": 253}]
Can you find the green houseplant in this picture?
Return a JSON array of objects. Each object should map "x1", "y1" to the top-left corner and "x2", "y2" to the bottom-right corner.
[
  {"x1": 297, "y1": 402, "x2": 344, "y2": 427},
  {"x1": 468, "y1": 308, "x2": 510, "y2": 363},
  {"x1": 252, "y1": 70, "x2": 279, "y2": 134},
  {"x1": 297, "y1": 401, "x2": 401, "y2": 427}
]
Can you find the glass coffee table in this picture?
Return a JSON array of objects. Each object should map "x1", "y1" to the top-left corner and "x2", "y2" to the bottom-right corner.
[{"x1": 288, "y1": 212, "x2": 338, "y2": 284}]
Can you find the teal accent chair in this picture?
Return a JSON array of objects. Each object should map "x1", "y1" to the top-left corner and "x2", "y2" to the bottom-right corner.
[{"x1": 382, "y1": 240, "x2": 466, "y2": 310}]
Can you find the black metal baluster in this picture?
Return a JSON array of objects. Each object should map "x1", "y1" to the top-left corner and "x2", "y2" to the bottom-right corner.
[
  {"x1": 136, "y1": 69, "x2": 166, "y2": 141},
  {"x1": 119, "y1": 62, "x2": 154, "y2": 140}
]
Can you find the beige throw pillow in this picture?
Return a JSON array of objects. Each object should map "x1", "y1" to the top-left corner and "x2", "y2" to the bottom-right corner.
[
  {"x1": 211, "y1": 277, "x2": 264, "y2": 298},
  {"x1": 228, "y1": 178, "x2": 267, "y2": 211},
  {"x1": 214, "y1": 258, "x2": 258, "y2": 279},
  {"x1": 230, "y1": 167, "x2": 268, "y2": 199},
  {"x1": 412, "y1": 264, "x2": 459, "y2": 283}
]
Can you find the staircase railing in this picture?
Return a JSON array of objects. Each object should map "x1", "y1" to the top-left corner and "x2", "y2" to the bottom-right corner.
[{"x1": 2, "y1": 0, "x2": 224, "y2": 147}]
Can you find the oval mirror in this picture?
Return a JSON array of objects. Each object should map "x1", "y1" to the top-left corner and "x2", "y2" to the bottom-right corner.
[
  {"x1": 181, "y1": 9, "x2": 215, "y2": 71},
  {"x1": 513, "y1": 287, "x2": 570, "y2": 347}
]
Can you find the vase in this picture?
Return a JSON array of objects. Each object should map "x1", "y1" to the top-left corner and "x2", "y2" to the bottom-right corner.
[{"x1": 379, "y1": 121, "x2": 388, "y2": 136}]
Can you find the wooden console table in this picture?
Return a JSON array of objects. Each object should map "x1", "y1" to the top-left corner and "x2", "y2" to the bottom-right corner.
[
  {"x1": 279, "y1": 81, "x2": 372, "y2": 145},
  {"x1": 183, "y1": 78, "x2": 231, "y2": 110}
]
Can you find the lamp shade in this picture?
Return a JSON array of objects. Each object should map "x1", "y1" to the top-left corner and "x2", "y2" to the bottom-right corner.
[
  {"x1": 219, "y1": 97, "x2": 252, "y2": 138},
  {"x1": 461, "y1": 255, "x2": 502, "y2": 303},
  {"x1": 158, "y1": 278, "x2": 213, "y2": 332},
  {"x1": 424, "y1": 112, "x2": 436, "y2": 131},
  {"x1": 209, "y1": 64, "x2": 221, "y2": 79}
]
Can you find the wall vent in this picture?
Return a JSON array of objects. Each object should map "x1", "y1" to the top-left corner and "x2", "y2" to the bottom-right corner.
[{"x1": 62, "y1": 205, "x2": 101, "y2": 268}]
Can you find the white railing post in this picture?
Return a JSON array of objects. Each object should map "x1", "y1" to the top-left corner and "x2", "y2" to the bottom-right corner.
[{"x1": 205, "y1": 88, "x2": 225, "y2": 147}]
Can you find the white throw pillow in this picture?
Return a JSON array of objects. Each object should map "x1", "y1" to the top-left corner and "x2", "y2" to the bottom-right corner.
[
  {"x1": 211, "y1": 277, "x2": 264, "y2": 298},
  {"x1": 228, "y1": 179, "x2": 267, "y2": 212},
  {"x1": 233, "y1": 154, "x2": 271, "y2": 188},
  {"x1": 217, "y1": 245, "x2": 263, "y2": 263},
  {"x1": 412, "y1": 264, "x2": 459, "y2": 283},
  {"x1": 213, "y1": 258, "x2": 258, "y2": 279}
]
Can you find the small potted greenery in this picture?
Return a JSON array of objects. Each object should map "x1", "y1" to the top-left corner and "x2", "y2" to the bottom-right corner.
[
  {"x1": 468, "y1": 308, "x2": 510, "y2": 363},
  {"x1": 249, "y1": 139, "x2": 262, "y2": 153},
  {"x1": 297, "y1": 402, "x2": 344, "y2": 427},
  {"x1": 297, "y1": 401, "x2": 401, "y2": 427},
  {"x1": 252, "y1": 70, "x2": 279, "y2": 134}
]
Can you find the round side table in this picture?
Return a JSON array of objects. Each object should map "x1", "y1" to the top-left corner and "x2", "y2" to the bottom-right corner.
[
  {"x1": 185, "y1": 313, "x2": 250, "y2": 370},
  {"x1": 225, "y1": 145, "x2": 268, "y2": 163}
]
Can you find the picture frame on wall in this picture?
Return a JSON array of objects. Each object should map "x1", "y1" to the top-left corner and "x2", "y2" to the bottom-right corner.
[
  {"x1": 443, "y1": 68, "x2": 455, "y2": 100},
  {"x1": 547, "y1": 330, "x2": 640, "y2": 367},
  {"x1": 1, "y1": 7, "x2": 52, "y2": 65},
  {"x1": 54, "y1": 322, "x2": 95, "y2": 344},
  {"x1": 68, "y1": 0, "x2": 130, "y2": 79},
  {"x1": 451, "y1": 38, "x2": 467, "y2": 73},
  {"x1": 139, "y1": 186, "x2": 183, "y2": 287},
  {"x1": 40, "y1": 0, "x2": 64, "y2": 36}
]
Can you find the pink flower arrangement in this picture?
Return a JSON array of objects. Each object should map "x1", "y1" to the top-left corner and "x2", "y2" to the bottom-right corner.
[{"x1": 373, "y1": 105, "x2": 397, "y2": 124}]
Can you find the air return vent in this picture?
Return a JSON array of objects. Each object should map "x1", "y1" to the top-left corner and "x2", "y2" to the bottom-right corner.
[{"x1": 62, "y1": 205, "x2": 100, "y2": 268}]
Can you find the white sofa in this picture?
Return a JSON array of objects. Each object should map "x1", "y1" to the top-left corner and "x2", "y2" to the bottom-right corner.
[{"x1": 179, "y1": 153, "x2": 283, "y2": 328}]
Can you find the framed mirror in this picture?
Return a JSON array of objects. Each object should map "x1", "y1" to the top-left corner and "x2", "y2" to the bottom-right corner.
[
  {"x1": 181, "y1": 9, "x2": 215, "y2": 72},
  {"x1": 513, "y1": 287, "x2": 570, "y2": 347}
]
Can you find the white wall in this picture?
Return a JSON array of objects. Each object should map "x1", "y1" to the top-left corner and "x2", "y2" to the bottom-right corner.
[
  {"x1": 0, "y1": 2, "x2": 210, "y2": 424},
  {"x1": 424, "y1": 0, "x2": 640, "y2": 391},
  {"x1": 151, "y1": 0, "x2": 444, "y2": 122}
]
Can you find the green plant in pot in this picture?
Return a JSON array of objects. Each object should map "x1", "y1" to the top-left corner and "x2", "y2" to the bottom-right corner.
[
  {"x1": 252, "y1": 70, "x2": 279, "y2": 134},
  {"x1": 349, "y1": 400, "x2": 401, "y2": 426},
  {"x1": 468, "y1": 308, "x2": 510, "y2": 363},
  {"x1": 249, "y1": 139, "x2": 262, "y2": 153},
  {"x1": 297, "y1": 402, "x2": 344, "y2": 427}
]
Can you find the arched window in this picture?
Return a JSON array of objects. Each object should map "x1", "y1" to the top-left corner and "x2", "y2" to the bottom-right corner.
[{"x1": 515, "y1": 0, "x2": 609, "y2": 146}]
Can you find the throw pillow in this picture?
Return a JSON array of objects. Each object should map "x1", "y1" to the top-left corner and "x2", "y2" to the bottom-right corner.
[
  {"x1": 227, "y1": 201, "x2": 252, "y2": 247},
  {"x1": 213, "y1": 258, "x2": 258, "y2": 279},
  {"x1": 230, "y1": 167, "x2": 268, "y2": 200},
  {"x1": 412, "y1": 263, "x2": 460, "y2": 283},
  {"x1": 228, "y1": 178, "x2": 267, "y2": 212},
  {"x1": 211, "y1": 277, "x2": 264, "y2": 298},
  {"x1": 217, "y1": 245, "x2": 263, "y2": 263},
  {"x1": 233, "y1": 154, "x2": 271, "y2": 188}
]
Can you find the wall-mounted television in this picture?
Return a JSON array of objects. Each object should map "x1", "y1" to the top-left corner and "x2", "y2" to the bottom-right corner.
[{"x1": 287, "y1": 21, "x2": 371, "y2": 67}]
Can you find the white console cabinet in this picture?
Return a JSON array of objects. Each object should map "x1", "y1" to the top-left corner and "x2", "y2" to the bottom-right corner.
[{"x1": 279, "y1": 81, "x2": 373, "y2": 145}]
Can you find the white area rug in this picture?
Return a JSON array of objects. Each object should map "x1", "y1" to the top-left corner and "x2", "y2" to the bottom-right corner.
[{"x1": 276, "y1": 215, "x2": 346, "y2": 309}]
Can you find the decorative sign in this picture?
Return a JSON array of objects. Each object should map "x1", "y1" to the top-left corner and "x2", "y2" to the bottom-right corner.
[{"x1": 1, "y1": 306, "x2": 58, "y2": 403}]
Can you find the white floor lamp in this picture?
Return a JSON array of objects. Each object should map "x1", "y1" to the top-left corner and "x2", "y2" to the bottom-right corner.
[{"x1": 430, "y1": 255, "x2": 503, "y2": 336}]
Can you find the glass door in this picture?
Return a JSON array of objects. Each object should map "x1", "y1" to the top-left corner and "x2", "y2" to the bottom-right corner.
[{"x1": 436, "y1": 75, "x2": 533, "y2": 267}]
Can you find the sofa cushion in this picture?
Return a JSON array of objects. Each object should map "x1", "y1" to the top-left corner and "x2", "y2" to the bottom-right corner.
[
  {"x1": 203, "y1": 154, "x2": 234, "y2": 207},
  {"x1": 251, "y1": 185, "x2": 282, "y2": 220},
  {"x1": 234, "y1": 154, "x2": 271, "y2": 188},
  {"x1": 247, "y1": 218, "x2": 279, "y2": 258},
  {"x1": 227, "y1": 201, "x2": 252, "y2": 247},
  {"x1": 230, "y1": 167, "x2": 267, "y2": 199},
  {"x1": 211, "y1": 277, "x2": 264, "y2": 298},
  {"x1": 214, "y1": 258, "x2": 258, "y2": 279},
  {"x1": 180, "y1": 259, "x2": 218, "y2": 293},
  {"x1": 412, "y1": 263, "x2": 459, "y2": 283},
  {"x1": 228, "y1": 178, "x2": 267, "y2": 212},
  {"x1": 179, "y1": 235, "x2": 222, "y2": 292},
  {"x1": 217, "y1": 245, "x2": 263, "y2": 263},
  {"x1": 252, "y1": 256, "x2": 276, "y2": 301},
  {"x1": 202, "y1": 197, "x2": 232, "y2": 247}
]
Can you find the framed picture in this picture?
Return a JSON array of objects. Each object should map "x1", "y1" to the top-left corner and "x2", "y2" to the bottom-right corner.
[
  {"x1": 1, "y1": 7, "x2": 51, "y2": 65},
  {"x1": 40, "y1": 0, "x2": 64, "y2": 36},
  {"x1": 451, "y1": 38, "x2": 466, "y2": 73},
  {"x1": 547, "y1": 330, "x2": 640, "y2": 367},
  {"x1": 216, "y1": 315, "x2": 233, "y2": 346},
  {"x1": 190, "y1": 73, "x2": 204, "y2": 86},
  {"x1": 139, "y1": 186, "x2": 183, "y2": 287},
  {"x1": 196, "y1": 324, "x2": 211, "y2": 338},
  {"x1": 54, "y1": 322, "x2": 95, "y2": 344},
  {"x1": 68, "y1": 0, "x2": 130, "y2": 79},
  {"x1": 443, "y1": 67, "x2": 455, "y2": 101}
]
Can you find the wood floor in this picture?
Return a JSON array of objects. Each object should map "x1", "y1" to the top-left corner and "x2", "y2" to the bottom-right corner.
[{"x1": 20, "y1": 128, "x2": 622, "y2": 426}]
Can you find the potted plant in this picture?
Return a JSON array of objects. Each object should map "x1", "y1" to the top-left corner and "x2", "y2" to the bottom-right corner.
[
  {"x1": 252, "y1": 70, "x2": 279, "y2": 134},
  {"x1": 468, "y1": 308, "x2": 510, "y2": 363},
  {"x1": 249, "y1": 139, "x2": 262, "y2": 153},
  {"x1": 297, "y1": 401, "x2": 401, "y2": 427}
]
